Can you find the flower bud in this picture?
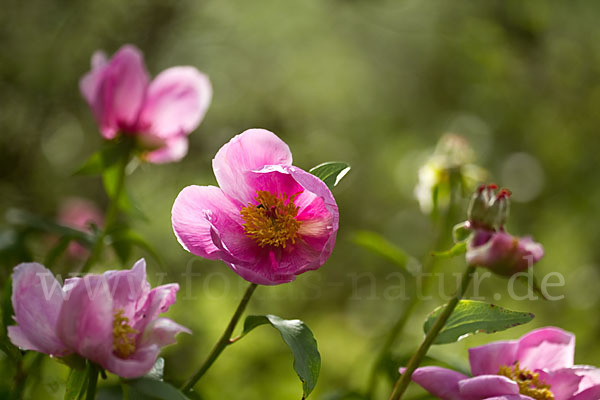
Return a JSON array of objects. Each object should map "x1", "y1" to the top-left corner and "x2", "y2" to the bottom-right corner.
[
  {"x1": 414, "y1": 133, "x2": 487, "y2": 214},
  {"x1": 466, "y1": 229, "x2": 544, "y2": 276},
  {"x1": 467, "y1": 184, "x2": 511, "y2": 230}
]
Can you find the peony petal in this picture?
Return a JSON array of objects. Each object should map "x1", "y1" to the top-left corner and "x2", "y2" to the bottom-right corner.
[
  {"x1": 516, "y1": 327, "x2": 575, "y2": 371},
  {"x1": 8, "y1": 263, "x2": 69, "y2": 356},
  {"x1": 143, "y1": 136, "x2": 189, "y2": 164},
  {"x1": 80, "y1": 45, "x2": 149, "y2": 139},
  {"x1": 537, "y1": 369, "x2": 582, "y2": 400},
  {"x1": 469, "y1": 340, "x2": 518, "y2": 376},
  {"x1": 289, "y1": 166, "x2": 339, "y2": 268},
  {"x1": 102, "y1": 258, "x2": 150, "y2": 318},
  {"x1": 138, "y1": 66, "x2": 212, "y2": 140},
  {"x1": 212, "y1": 129, "x2": 293, "y2": 203},
  {"x1": 571, "y1": 385, "x2": 600, "y2": 400},
  {"x1": 80, "y1": 51, "x2": 108, "y2": 109},
  {"x1": 466, "y1": 230, "x2": 543, "y2": 276},
  {"x1": 133, "y1": 284, "x2": 179, "y2": 333},
  {"x1": 103, "y1": 344, "x2": 161, "y2": 379},
  {"x1": 482, "y1": 396, "x2": 535, "y2": 400},
  {"x1": 405, "y1": 366, "x2": 468, "y2": 400},
  {"x1": 573, "y1": 366, "x2": 600, "y2": 392},
  {"x1": 140, "y1": 317, "x2": 191, "y2": 348},
  {"x1": 172, "y1": 185, "x2": 242, "y2": 259},
  {"x1": 56, "y1": 275, "x2": 114, "y2": 365},
  {"x1": 458, "y1": 375, "x2": 520, "y2": 399},
  {"x1": 7, "y1": 326, "x2": 45, "y2": 353}
]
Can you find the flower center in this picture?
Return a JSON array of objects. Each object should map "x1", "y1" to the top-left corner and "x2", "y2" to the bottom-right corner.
[
  {"x1": 498, "y1": 362, "x2": 554, "y2": 400},
  {"x1": 240, "y1": 190, "x2": 303, "y2": 248},
  {"x1": 112, "y1": 309, "x2": 138, "y2": 358}
]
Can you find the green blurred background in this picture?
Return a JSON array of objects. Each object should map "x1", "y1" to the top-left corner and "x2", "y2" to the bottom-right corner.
[{"x1": 2, "y1": 0, "x2": 600, "y2": 399}]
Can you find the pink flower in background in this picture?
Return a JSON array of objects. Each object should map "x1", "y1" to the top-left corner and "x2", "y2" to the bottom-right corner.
[
  {"x1": 466, "y1": 229, "x2": 544, "y2": 276},
  {"x1": 80, "y1": 44, "x2": 212, "y2": 163},
  {"x1": 58, "y1": 197, "x2": 103, "y2": 258},
  {"x1": 171, "y1": 129, "x2": 339, "y2": 285},
  {"x1": 404, "y1": 327, "x2": 600, "y2": 400},
  {"x1": 8, "y1": 259, "x2": 189, "y2": 378}
]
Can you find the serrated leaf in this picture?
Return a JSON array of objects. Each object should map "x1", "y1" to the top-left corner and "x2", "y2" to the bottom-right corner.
[
  {"x1": 242, "y1": 315, "x2": 321, "y2": 398},
  {"x1": 309, "y1": 162, "x2": 350, "y2": 189},
  {"x1": 64, "y1": 367, "x2": 88, "y2": 400},
  {"x1": 353, "y1": 230, "x2": 409, "y2": 272},
  {"x1": 424, "y1": 300, "x2": 534, "y2": 345},
  {"x1": 431, "y1": 241, "x2": 467, "y2": 258},
  {"x1": 125, "y1": 378, "x2": 189, "y2": 400}
]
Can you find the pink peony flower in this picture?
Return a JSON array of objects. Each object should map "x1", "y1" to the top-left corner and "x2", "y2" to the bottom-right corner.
[
  {"x1": 466, "y1": 229, "x2": 544, "y2": 276},
  {"x1": 58, "y1": 197, "x2": 103, "y2": 258},
  {"x1": 405, "y1": 327, "x2": 600, "y2": 400},
  {"x1": 7, "y1": 259, "x2": 189, "y2": 378},
  {"x1": 80, "y1": 44, "x2": 212, "y2": 163},
  {"x1": 171, "y1": 129, "x2": 339, "y2": 285}
]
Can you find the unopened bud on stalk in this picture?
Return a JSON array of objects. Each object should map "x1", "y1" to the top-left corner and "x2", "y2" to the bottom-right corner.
[{"x1": 467, "y1": 184, "x2": 511, "y2": 230}]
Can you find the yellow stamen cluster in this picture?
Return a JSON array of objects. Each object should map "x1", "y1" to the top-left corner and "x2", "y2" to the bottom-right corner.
[
  {"x1": 240, "y1": 190, "x2": 303, "y2": 248},
  {"x1": 498, "y1": 362, "x2": 554, "y2": 400},
  {"x1": 112, "y1": 309, "x2": 138, "y2": 358}
]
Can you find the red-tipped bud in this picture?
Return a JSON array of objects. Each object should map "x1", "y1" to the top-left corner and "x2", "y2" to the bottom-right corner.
[{"x1": 467, "y1": 184, "x2": 511, "y2": 230}]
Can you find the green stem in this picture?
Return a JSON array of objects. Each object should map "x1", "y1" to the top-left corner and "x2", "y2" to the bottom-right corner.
[
  {"x1": 181, "y1": 283, "x2": 258, "y2": 393},
  {"x1": 388, "y1": 264, "x2": 476, "y2": 400},
  {"x1": 85, "y1": 363, "x2": 99, "y2": 400},
  {"x1": 80, "y1": 150, "x2": 129, "y2": 274}
]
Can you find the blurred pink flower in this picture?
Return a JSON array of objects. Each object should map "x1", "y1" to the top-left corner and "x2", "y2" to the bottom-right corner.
[
  {"x1": 466, "y1": 229, "x2": 544, "y2": 276},
  {"x1": 404, "y1": 327, "x2": 600, "y2": 400},
  {"x1": 58, "y1": 197, "x2": 103, "y2": 258},
  {"x1": 8, "y1": 259, "x2": 189, "y2": 378},
  {"x1": 171, "y1": 129, "x2": 339, "y2": 285},
  {"x1": 80, "y1": 44, "x2": 212, "y2": 163}
]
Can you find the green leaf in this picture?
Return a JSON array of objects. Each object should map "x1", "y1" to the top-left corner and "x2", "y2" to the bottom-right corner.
[
  {"x1": 352, "y1": 230, "x2": 410, "y2": 272},
  {"x1": 112, "y1": 239, "x2": 133, "y2": 264},
  {"x1": 424, "y1": 300, "x2": 535, "y2": 345},
  {"x1": 45, "y1": 236, "x2": 73, "y2": 269},
  {"x1": 102, "y1": 162, "x2": 131, "y2": 211},
  {"x1": 5, "y1": 209, "x2": 94, "y2": 245},
  {"x1": 74, "y1": 140, "x2": 130, "y2": 176},
  {"x1": 242, "y1": 315, "x2": 321, "y2": 398},
  {"x1": 125, "y1": 378, "x2": 189, "y2": 400},
  {"x1": 309, "y1": 162, "x2": 351, "y2": 189},
  {"x1": 64, "y1": 367, "x2": 88, "y2": 400},
  {"x1": 431, "y1": 241, "x2": 467, "y2": 258},
  {"x1": 102, "y1": 166, "x2": 146, "y2": 220}
]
